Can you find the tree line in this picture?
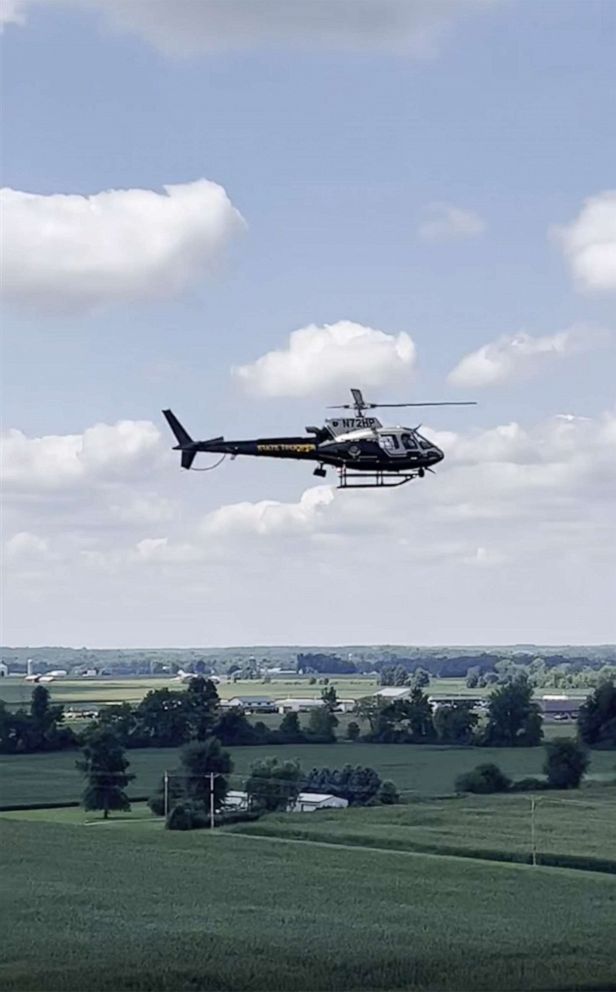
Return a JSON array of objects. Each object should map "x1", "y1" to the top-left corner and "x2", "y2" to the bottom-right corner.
[{"x1": 2, "y1": 676, "x2": 616, "y2": 755}]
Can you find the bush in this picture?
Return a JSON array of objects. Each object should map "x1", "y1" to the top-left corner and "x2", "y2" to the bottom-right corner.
[
  {"x1": 346, "y1": 721, "x2": 360, "y2": 741},
  {"x1": 544, "y1": 738, "x2": 590, "y2": 789},
  {"x1": 378, "y1": 780, "x2": 400, "y2": 805},
  {"x1": 165, "y1": 801, "x2": 208, "y2": 831},
  {"x1": 510, "y1": 777, "x2": 550, "y2": 792},
  {"x1": 455, "y1": 763, "x2": 512, "y2": 795}
]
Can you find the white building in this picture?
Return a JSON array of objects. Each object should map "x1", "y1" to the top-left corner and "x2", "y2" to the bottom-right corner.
[
  {"x1": 335, "y1": 698, "x2": 357, "y2": 714},
  {"x1": 293, "y1": 793, "x2": 349, "y2": 813},
  {"x1": 0, "y1": 661, "x2": 8, "y2": 678},
  {"x1": 375, "y1": 687, "x2": 411, "y2": 700},
  {"x1": 223, "y1": 790, "x2": 348, "y2": 813},
  {"x1": 276, "y1": 697, "x2": 326, "y2": 713}
]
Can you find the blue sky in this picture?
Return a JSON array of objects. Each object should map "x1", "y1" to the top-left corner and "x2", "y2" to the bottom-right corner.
[{"x1": 2, "y1": 0, "x2": 615, "y2": 646}]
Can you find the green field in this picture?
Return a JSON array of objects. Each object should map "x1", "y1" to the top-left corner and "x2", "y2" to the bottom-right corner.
[
  {"x1": 0, "y1": 674, "x2": 591, "y2": 710},
  {"x1": 2, "y1": 741, "x2": 615, "y2": 807},
  {"x1": 229, "y1": 789, "x2": 616, "y2": 866},
  {"x1": 0, "y1": 675, "x2": 381, "y2": 709},
  {"x1": 1, "y1": 813, "x2": 616, "y2": 991}
]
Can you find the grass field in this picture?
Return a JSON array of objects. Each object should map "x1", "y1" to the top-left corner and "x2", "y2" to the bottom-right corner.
[
  {"x1": 229, "y1": 789, "x2": 616, "y2": 865},
  {"x1": 0, "y1": 675, "x2": 381, "y2": 709},
  {"x1": 0, "y1": 674, "x2": 591, "y2": 710},
  {"x1": 1, "y1": 741, "x2": 614, "y2": 807},
  {"x1": 1, "y1": 813, "x2": 616, "y2": 991}
]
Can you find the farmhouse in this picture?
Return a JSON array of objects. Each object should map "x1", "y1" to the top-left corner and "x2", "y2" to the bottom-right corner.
[
  {"x1": 0, "y1": 661, "x2": 9, "y2": 678},
  {"x1": 223, "y1": 790, "x2": 348, "y2": 813}
]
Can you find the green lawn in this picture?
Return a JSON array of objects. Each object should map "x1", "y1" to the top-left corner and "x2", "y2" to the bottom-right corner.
[
  {"x1": 1, "y1": 815, "x2": 615, "y2": 992},
  {"x1": 1, "y1": 741, "x2": 614, "y2": 807}
]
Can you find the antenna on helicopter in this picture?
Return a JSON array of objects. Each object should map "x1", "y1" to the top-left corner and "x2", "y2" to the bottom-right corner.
[{"x1": 328, "y1": 388, "x2": 477, "y2": 417}]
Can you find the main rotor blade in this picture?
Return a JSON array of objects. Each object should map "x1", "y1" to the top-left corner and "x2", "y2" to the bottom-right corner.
[{"x1": 373, "y1": 401, "x2": 477, "y2": 407}]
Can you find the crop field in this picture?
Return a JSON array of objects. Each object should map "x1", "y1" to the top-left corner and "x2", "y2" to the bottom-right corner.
[
  {"x1": 1, "y1": 814, "x2": 616, "y2": 991},
  {"x1": 229, "y1": 788, "x2": 616, "y2": 866},
  {"x1": 1, "y1": 741, "x2": 614, "y2": 807},
  {"x1": 0, "y1": 674, "x2": 590, "y2": 710},
  {"x1": 0, "y1": 675, "x2": 381, "y2": 709}
]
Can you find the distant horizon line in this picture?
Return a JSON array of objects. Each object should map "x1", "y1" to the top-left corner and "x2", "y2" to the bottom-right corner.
[{"x1": 2, "y1": 642, "x2": 614, "y2": 652}]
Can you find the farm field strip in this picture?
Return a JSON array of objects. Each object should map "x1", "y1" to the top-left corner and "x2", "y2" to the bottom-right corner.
[
  {"x1": 1, "y1": 817, "x2": 616, "y2": 992},
  {"x1": 2, "y1": 741, "x2": 615, "y2": 807}
]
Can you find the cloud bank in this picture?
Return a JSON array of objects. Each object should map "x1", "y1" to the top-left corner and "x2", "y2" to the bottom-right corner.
[
  {"x1": 233, "y1": 320, "x2": 416, "y2": 398},
  {"x1": 4, "y1": 408, "x2": 615, "y2": 643},
  {"x1": 2, "y1": 0, "x2": 497, "y2": 56},
  {"x1": 1, "y1": 179, "x2": 244, "y2": 313},
  {"x1": 448, "y1": 327, "x2": 604, "y2": 388},
  {"x1": 553, "y1": 191, "x2": 616, "y2": 293}
]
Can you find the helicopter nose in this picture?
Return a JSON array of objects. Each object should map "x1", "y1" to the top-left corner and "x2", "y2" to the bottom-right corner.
[{"x1": 429, "y1": 447, "x2": 444, "y2": 463}]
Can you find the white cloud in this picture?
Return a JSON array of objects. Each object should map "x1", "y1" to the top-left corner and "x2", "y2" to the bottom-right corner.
[
  {"x1": 418, "y1": 202, "x2": 486, "y2": 242},
  {"x1": 448, "y1": 326, "x2": 604, "y2": 388},
  {"x1": 3, "y1": 408, "x2": 615, "y2": 643},
  {"x1": 4, "y1": 1, "x2": 497, "y2": 56},
  {"x1": 553, "y1": 191, "x2": 616, "y2": 292},
  {"x1": 233, "y1": 320, "x2": 416, "y2": 398},
  {"x1": 0, "y1": 0, "x2": 26, "y2": 28},
  {"x1": 1, "y1": 179, "x2": 244, "y2": 313},
  {"x1": 1, "y1": 420, "x2": 164, "y2": 492},
  {"x1": 5, "y1": 532, "x2": 49, "y2": 559},
  {"x1": 202, "y1": 485, "x2": 335, "y2": 538}
]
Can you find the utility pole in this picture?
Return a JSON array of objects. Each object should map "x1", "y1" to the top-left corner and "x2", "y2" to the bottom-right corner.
[
  {"x1": 209, "y1": 772, "x2": 216, "y2": 830},
  {"x1": 164, "y1": 770, "x2": 169, "y2": 819},
  {"x1": 530, "y1": 797, "x2": 538, "y2": 867}
]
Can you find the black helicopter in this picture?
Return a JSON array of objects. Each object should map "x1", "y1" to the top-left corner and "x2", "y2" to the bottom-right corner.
[{"x1": 163, "y1": 388, "x2": 476, "y2": 489}]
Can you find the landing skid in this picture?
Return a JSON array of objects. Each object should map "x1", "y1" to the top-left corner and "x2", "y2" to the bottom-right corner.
[{"x1": 336, "y1": 466, "x2": 420, "y2": 490}]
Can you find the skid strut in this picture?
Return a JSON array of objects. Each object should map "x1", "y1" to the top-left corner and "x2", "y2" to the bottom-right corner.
[{"x1": 336, "y1": 466, "x2": 419, "y2": 489}]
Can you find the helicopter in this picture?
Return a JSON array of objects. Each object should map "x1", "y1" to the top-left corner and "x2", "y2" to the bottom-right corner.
[{"x1": 163, "y1": 388, "x2": 476, "y2": 490}]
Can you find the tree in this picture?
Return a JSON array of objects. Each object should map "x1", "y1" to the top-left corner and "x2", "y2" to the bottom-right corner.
[
  {"x1": 380, "y1": 665, "x2": 410, "y2": 687},
  {"x1": 215, "y1": 708, "x2": 258, "y2": 746},
  {"x1": 378, "y1": 780, "x2": 400, "y2": 805},
  {"x1": 98, "y1": 702, "x2": 142, "y2": 748},
  {"x1": 29, "y1": 685, "x2": 74, "y2": 751},
  {"x1": 179, "y1": 737, "x2": 232, "y2": 809},
  {"x1": 407, "y1": 688, "x2": 436, "y2": 741},
  {"x1": 278, "y1": 711, "x2": 305, "y2": 743},
  {"x1": 307, "y1": 706, "x2": 338, "y2": 742},
  {"x1": 465, "y1": 667, "x2": 480, "y2": 689},
  {"x1": 346, "y1": 721, "x2": 360, "y2": 741},
  {"x1": 184, "y1": 677, "x2": 220, "y2": 740},
  {"x1": 303, "y1": 764, "x2": 382, "y2": 805},
  {"x1": 543, "y1": 738, "x2": 589, "y2": 789},
  {"x1": 483, "y1": 676, "x2": 542, "y2": 747},
  {"x1": 77, "y1": 728, "x2": 134, "y2": 819},
  {"x1": 246, "y1": 757, "x2": 302, "y2": 812},
  {"x1": 412, "y1": 668, "x2": 430, "y2": 689},
  {"x1": 577, "y1": 681, "x2": 616, "y2": 749},
  {"x1": 433, "y1": 702, "x2": 478, "y2": 744},
  {"x1": 321, "y1": 685, "x2": 338, "y2": 711},
  {"x1": 135, "y1": 689, "x2": 188, "y2": 747},
  {"x1": 455, "y1": 763, "x2": 511, "y2": 794}
]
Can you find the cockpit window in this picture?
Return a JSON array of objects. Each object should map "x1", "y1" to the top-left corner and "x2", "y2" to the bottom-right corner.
[{"x1": 401, "y1": 434, "x2": 417, "y2": 450}]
